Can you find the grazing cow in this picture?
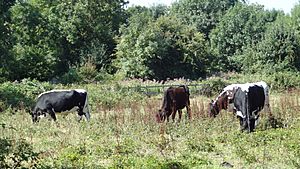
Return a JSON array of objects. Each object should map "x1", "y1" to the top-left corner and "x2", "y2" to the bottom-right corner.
[
  {"x1": 234, "y1": 85, "x2": 265, "y2": 132},
  {"x1": 208, "y1": 91, "x2": 228, "y2": 117},
  {"x1": 156, "y1": 85, "x2": 191, "y2": 122},
  {"x1": 209, "y1": 81, "x2": 271, "y2": 132},
  {"x1": 209, "y1": 81, "x2": 270, "y2": 117},
  {"x1": 31, "y1": 89, "x2": 90, "y2": 122}
]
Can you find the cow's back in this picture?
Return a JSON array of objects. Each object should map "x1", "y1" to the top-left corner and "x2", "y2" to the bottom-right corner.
[
  {"x1": 174, "y1": 87, "x2": 189, "y2": 110},
  {"x1": 160, "y1": 86, "x2": 189, "y2": 111},
  {"x1": 35, "y1": 90, "x2": 77, "y2": 112}
]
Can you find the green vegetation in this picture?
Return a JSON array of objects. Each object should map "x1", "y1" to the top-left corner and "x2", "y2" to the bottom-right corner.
[
  {"x1": 0, "y1": 79, "x2": 299, "y2": 168},
  {"x1": 1, "y1": 0, "x2": 300, "y2": 168},
  {"x1": 0, "y1": 0, "x2": 299, "y2": 81}
]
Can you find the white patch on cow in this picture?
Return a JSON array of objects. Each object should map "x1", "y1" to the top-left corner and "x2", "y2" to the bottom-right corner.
[
  {"x1": 38, "y1": 89, "x2": 88, "y2": 98},
  {"x1": 39, "y1": 113, "x2": 47, "y2": 119},
  {"x1": 38, "y1": 89, "x2": 72, "y2": 98},
  {"x1": 74, "y1": 89, "x2": 86, "y2": 94},
  {"x1": 83, "y1": 92, "x2": 89, "y2": 114},
  {"x1": 236, "y1": 111, "x2": 245, "y2": 118},
  {"x1": 223, "y1": 84, "x2": 239, "y2": 92},
  {"x1": 255, "y1": 116, "x2": 260, "y2": 127},
  {"x1": 222, "y1": 81, "x2": 269, "y2": 105}
]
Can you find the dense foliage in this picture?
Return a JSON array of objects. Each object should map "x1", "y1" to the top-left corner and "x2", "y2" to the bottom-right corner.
[
  {"x1": 1, "y1": 0, "x2": 127, "y2": 81},
  {"x1": 0, "y1": 0, "x2": 300, "y2": 81}
]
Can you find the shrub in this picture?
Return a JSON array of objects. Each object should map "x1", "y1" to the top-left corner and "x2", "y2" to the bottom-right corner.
[
  {"x1": 267, "y1": 71, "x2": 300, "y2": 90},
  {"x1": 217, "y1": 72, "x2": 300, "y2": 91},
  {"x1": 0, "y1": 138, "x2": 40, "y2": 169},
  {"x1": 199, "y1": 78, "x2": 228, "y2": 97},
  {"x1": 0, "y1": 79, "x2": 53, "y2": 110},
  {"x1": 53, "y1": 144, "x2": 90, "y2": 168},
  {"x1": 59, "y1": 68, "x2": 82, "y2": 84}
]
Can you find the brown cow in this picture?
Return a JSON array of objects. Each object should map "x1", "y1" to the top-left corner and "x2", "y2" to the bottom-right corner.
[
  {"x1": 156, "y1": 85, "x2": 191, "y2": 122},
  {"x1": 208, "y1": 91, "x2": 229, "y2": 117}
]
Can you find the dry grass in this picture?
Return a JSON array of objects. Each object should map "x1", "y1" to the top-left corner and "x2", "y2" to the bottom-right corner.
[{"x1": 0, "y1": 90, "x2": 300, "y2": 168}]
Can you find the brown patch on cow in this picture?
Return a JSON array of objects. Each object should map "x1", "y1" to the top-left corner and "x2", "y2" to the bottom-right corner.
[{"x1": 208, "y1": 92, "x2": 229, "y2": 117}]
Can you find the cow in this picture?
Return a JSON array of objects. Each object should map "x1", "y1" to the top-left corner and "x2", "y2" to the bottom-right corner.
[
  {"x1": 234, "y1": 85, "x2": 265, "y2": 132},
  {"x1": 208, "y1": 91, "x2": 228, "y2": 117},
  {"x1": 156, "y1": 85, "x2": 191, "y2": 122},
  {"x1": 209, "y1": 81, "x2": 270, "y2": 117},
  {"x1": 208, "y1": 81, "x2": 271, "y2": 132},
  {"x1": 31, "y1": 89, "x2": 90, "y2": 122}
]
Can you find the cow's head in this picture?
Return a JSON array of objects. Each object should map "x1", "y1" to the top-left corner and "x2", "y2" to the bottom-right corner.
[
  {"x1": 31, "y1": 112, "x2": 38, "y2": 123},
  {"x1": 156, "y1": 109, "x2": 166, "y2": 123},
  {"x1": 77, "y1": 109, "x2": 90, "y2": 122},
  {"x1": 31, "y1": 110, "x2": 46, "y2": 123}
]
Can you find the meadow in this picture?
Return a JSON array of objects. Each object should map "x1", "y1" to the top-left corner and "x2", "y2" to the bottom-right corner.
[{"x1": 0, "y1": 79, "x2": 300, "y2": 169}]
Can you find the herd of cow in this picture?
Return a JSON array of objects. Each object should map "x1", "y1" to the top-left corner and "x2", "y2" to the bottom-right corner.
[{"x1": 31, "y1": 81, "x2": 270, "y2": 133}]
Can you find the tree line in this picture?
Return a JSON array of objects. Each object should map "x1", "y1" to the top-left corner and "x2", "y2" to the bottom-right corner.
[{"x1": 1, "y1": 0, "x2": 300, "y2": 82}]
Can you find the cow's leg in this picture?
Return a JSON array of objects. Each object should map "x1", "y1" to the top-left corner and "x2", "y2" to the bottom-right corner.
[
  {"x1": 77, "y1": 107, "x2": 84, "y2": 121},
  {"x1": 186, "y1": 101, "x2": 191, "y2": 120},
  {"x1": 239, "y1": 117, "x2": 247, "y2": 132},
  {"x1": 78, "y1": 115, "x2": 83, "y2": 121},
  {"x1": 178, "y1": 109, "x2": 182, "y2": 122},
  {"x1": 32, "y1": 113, "x2": 38, "y2": 123},
  {"x1": 249, "y1": 118, "x2": 255, "y2": 132},
  {"x1": 171, "y1": 102, "x2": 177, "y2": 122},
  {"x1": 171, "y1": 110, "x2": 176, "y2": 122},
  {"x1": 47, "y1": 109, "x2": 57, "y2": 121}
]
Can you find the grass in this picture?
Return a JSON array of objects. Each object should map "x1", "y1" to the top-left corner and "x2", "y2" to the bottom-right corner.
[{"x1": 0, "y1": 88, "x2": 300, "y2": 168}]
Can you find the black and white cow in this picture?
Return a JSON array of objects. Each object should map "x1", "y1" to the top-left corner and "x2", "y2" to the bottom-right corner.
[
  {"x1": 209, "y1": 81, "x2": 270, "y2": 117},
  {"x1": 31, "y1": 89, "x2": 90, "y2": 122},
  {"x1": 233, "y1": 85, "x2": 265, "y2": 132}
]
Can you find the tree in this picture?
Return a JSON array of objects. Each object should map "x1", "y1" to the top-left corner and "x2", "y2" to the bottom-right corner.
[
  {"x1": 8, "y1": 0, "x2": 128, "y2": 81},
  {"x1": 9, "y1": 1, "x2": 58, "y2": 80},
  {"x1": 170, "y1": 0, "x2": 239, "y2": 38},
  {"x1": 51, "y1": 0, "x2": 128, "y2": 73},
  {"x1": 0, "y1": 0, "x2": 16, "y2": 81},
  {"x1": 209, "y1": 3, "x2": 279, "y2": 71},
  {"x1": 239, "y1": 15, "x2": 300, "y2": 73},
  {"x1": 115, "y1": 13, "x2": 211, "y2": 80}
]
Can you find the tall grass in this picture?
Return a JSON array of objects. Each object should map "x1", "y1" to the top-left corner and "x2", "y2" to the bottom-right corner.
[{"x1": 0, "y1": 89, "x2": 299, "y2": 168}]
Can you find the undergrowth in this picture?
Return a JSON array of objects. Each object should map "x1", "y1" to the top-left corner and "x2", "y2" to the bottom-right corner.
[{"x1": 0, "y1": 77, "x2": 299, "y2": 168}]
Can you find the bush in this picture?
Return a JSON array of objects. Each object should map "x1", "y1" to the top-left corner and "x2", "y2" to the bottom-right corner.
[
  {"x1": 59, "y1": 68, "x2": 82, "y2": 84},
  {"x1": 225, "y1": 71, "x2": 300, "y2": 91},
  {"x1": 0, "y1": 138, "x2": 40, "y2": 169},
  {"x1": 267, "y1": 71, "x2": 300, "y2": 90},
  {"x1": 0, "y1": 79, "x2": 53, "y2": 110},
  {"x1": 59, "y1": 60, "x2": 115, "y2": 84},
  {"x1": 53, "y1": 144, "x2": 90, "y2": 169},
  {"x1": 199, "y1": 78, "x2": 228, "y2": 97}
]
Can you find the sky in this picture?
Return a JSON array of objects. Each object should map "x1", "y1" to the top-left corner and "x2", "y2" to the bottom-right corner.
[{"x1": 128, "y1": 0, "x2": 299, "y2": 14}]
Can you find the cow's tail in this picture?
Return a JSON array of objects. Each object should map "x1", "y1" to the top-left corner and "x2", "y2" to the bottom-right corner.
[
  {"x1": 264, "y1": 85, "x2": 273, "y2": 118},
  {"x1": 83, "y1": 92, "x2": 90, "y2": 121}
]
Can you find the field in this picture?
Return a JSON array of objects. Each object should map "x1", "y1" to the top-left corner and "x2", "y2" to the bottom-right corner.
[{"x1": 0, "y1": 81, "x2": 300, "y2": 169}]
